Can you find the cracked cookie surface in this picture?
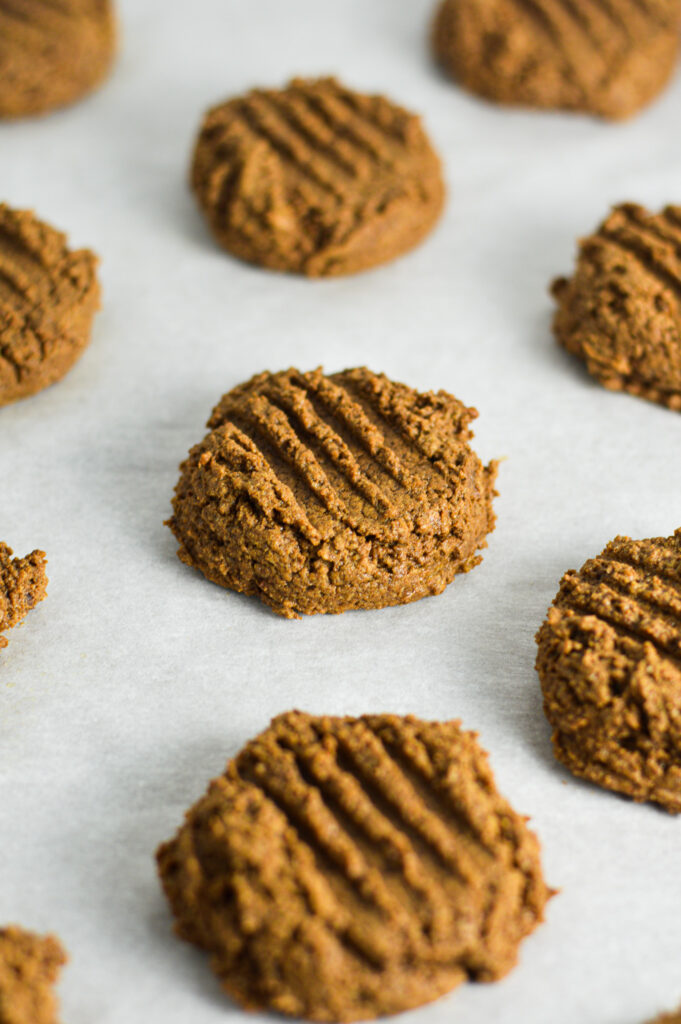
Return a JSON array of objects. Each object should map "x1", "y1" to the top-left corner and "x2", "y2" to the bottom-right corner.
[
  {"x1": 0, "y1": 204, "x2": 100, "y2": 408},
  {"x1": 536, "y1": 530, "x2": 681, "y2": 812},
  {"x1": 168, "y1": 367, "x2": 497, "y2": 617},
  {"x1": 0, "y1": 926, "x2": 66, "y2": 1024},
  {"x1": 191, "y1": 77, "x2": 445, "y2": 276},
  {"x1": 157, "y1": 711, "x2": 551, "y2": 1021}
]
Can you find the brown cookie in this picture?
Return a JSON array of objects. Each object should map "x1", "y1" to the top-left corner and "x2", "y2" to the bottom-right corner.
[
  {"x1": 647, "y1": 1005, "x2": 681, "y2": 1024},
  {"x1": 0, "y1": 543, "x2": 47, "y2": 649},
  {"x1": 432, "y1": 0, "x2": 681, "y2": 119},
  {"x1": 0, "y1": 204, "x2": 100, "y2": 408},
  {"x1": 0, "y1": 0, "x2": 116, "y2": 119},
  {"x1": 190, "y1": 77, "x2": 445, "y2": 276},
  {"x1": 552, "y1": 203, "x2": 681, "y2": 411},
  {"x1": 0, "y1": 926, "x2": 67, "y2": 1024},
  {"x1": 536, "y1": 530, "x2": 681, "y2": 812},
  {"x1": 157, "y1": 711, "x2": 551, "y2": 1022},
  {"x1": 168, "y1": 367, "x2": 497, "y2": 618}
]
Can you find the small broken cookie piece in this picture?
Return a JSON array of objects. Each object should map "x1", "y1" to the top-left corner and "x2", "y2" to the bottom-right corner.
[
  {"x1": 157, "y1": 711, "x2": 551, "y2": 1021},
  {"x1": 191, "y1": 77, "x2": 445, "y2": 276},
  {"x1": 552, "y1": 203, "x2": 681, "y2": 411},
  {"x1": 536, "y1": 530, "x2": 681, "y2": 812},
  {"x1": 0, "y1": 926, "x2": 67, "y2": 1024},
  {"x1": 0, "y1": 544, "x2": 48, "y2": 649},
  {"x1": 432, "y1": 0, "x2": 681, "y2": 119},
  {"x1": 0, "y1": 0, "x2": 116, "y2": 119},
  {"x1": 0, "y1": 204, "x2": 101, "y2": 408},
  {"x1": 168, "y1": 366, "x2": 497, "y2": 617}
]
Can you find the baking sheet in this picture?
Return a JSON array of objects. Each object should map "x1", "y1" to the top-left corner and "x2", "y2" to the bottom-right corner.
[{"x1": 1, "y1": 1, "x2": 681, "y2": 1021}]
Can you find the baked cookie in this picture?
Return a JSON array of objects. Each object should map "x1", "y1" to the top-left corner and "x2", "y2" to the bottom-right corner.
[
  {"x1": 168, "y1": 367, "x2": 497, "y2": 618},
  {"x1": 0, "y1": 204, "x2": 100, "y2": 408},
  {"x1": 647, "y1": 1005, "x2": 681, "y2": 1024},
  {"x1": 552, "y1": 203, "x2": 681, "y2": 411},
  {"x1": 0, "y1": 926, "x2": 67, "y2": 1024},
  {"x1": 536, "y1": 530, "x2": 681, "y2": 812},
  {"x1": 0, "y1": 0, "x2": 116, "y2": 119},
  {"x1": 157, "y1": 711, "x2": 551, "y2": 1021},
  {"x1": 432, "y1": 0, "x2": 681, "y2": 119},
  {"x1": 190, "y1": 77, "x2": 445, "y2": 276},
  {"x1": 0, "y1": 543, "x2": 47, "y2": 649}
]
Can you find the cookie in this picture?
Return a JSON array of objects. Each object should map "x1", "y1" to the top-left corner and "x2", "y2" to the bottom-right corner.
[
  {"x1": 552, "y1": 203, "x2": 681, "y2": 411},
  {"x1": 157, "y1": 711, "x2": 551, "y2": 1021},
  {"x1": 190, "y1": 77, "x2": 445, "y2": 276},
  {"x1": 536, "y1": 530, "x2": 681, "y2": 812},
  {"x1": 168, "y1": 367, "x2": 497, "y2": 618},
  {"x1": 0, "y1": 543, "x2": 48, "y2": 649},
  {"x1": 0, "y1": 0, "x2": 116, "y2": 119},
  {"x1": 0, "y1": 204, "x2": 100, "y2": 408},
  {"x1": 0, "y1": 926, "x2": 66, "y2": 1024},
  {"x1": 647, "y1": 1006, "x2": 681, "y2": 1024},
  {"x1": 432, "y1": 0, "x2": 681, "y2": 119}
]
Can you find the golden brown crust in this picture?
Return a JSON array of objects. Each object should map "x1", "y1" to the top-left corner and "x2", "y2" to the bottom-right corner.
[
  {"x1": 157, "y1": 711, "x2": 551, "y2": 1022},
  {"x1": 536, "y1": 530, "x2": 681, "y2": 812},
  {"x1": 0, "y1": 926, "x2": 66, "y2": 1024},
  {"x1": 167, "y1": 367, "x2": 498, "y2": 617},
  {"x1": 552, "y1": 203, "x2": 681, "y2": 411},
  {"x1": 433, "y1": 0, "x2": 681, "y2": 119},
  {"x1": 191, "y1": 77, "x2": 445, "y2": 277},
  {"x1": 0, "y1": 204, "x2": 100, "y2": 408},
  {"x1": 0, "y1": 543, "x2": 47, "y2": 649},
  {"x1": 0, "y1": 0, "x2": 116, "y2": 119}
]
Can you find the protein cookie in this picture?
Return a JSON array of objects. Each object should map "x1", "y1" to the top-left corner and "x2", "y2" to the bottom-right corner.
[
  {"x1": 168, "y1": 367, "x2": 497, "y2": 618},
  {"x1": 0, "y1": 544, "x2": 47, "y2": 649},
  {"x1": 0, "y1": 204, "x2": 100, "y2": 408},
  {"x1": 432, "y1": 0, "x2": 681, "y2": 119},
  {"x1": 0, "y1": 0, "x2": 116, "y2": 119},
  {"x1": 552, "y1": 203, "x2": 681, "y2": 411},
  {"x1": 0, "y1": 926, "x2": 67, "y2": 1024},
  {"x1": 157, "y1": 711, "x2": 551, "y2": 1021},
  {"x1": 536, "y1": 530, "x2": 681, "y2": 812},
  {"x1": 190, "y1": 77, "x2": 445, "y2": 276}
]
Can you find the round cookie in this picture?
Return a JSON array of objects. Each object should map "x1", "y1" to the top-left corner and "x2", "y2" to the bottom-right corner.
[
  {"x1": 0, "y1": 0, "x2": 116, "y2": 119},
  {"x1": 0, "y1": 543, "x2": 48, "y2": 649},
  {"x1": 0, "y1": 204, "x2": 100, "y2": 408},
  {"x1": 190, "y1": 77, "x2": 445, "y2": 276},
  {"x1": 432, "y1": 0, "x2": 681, "y2": 119},
  {"x1": 536, "y1": 530, "x2": 681, "y2": 812},
  {"x1": 552, "y1": 203, "x2": 681, "y2": 411},
  {"x1": 157, "y1": 711, "x2": 551, "y2": 1021},
  {"x1": 0, "y1": 926, "x2": 67, "y2": 1024},
  {"x1": 168, "y1": 367, "x2": 498, "y2": 618}
]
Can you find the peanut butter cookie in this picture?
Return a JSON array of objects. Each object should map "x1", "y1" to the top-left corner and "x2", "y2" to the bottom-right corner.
[
  {"x1": 0, "y1": 204, "x2": 100, "y2": 408},
  {"x1": 0, "y1": 543, "x2": 47, "y2": 649},
  {"x1": 168, "y1": 367, "x2": 497, "y2": 617},
  {"x1": 157, "y1": 711, "x2": 551, "y2": 1021},
  {"x1": 0, "y1": 926, "x2": 66, "y2": 1024},
  {"x1": 191, "y1": 77, "x2": 445, "y2": 276},
  {"x1": 536, "y1": 530, "x2": 681, "y2": 812}
]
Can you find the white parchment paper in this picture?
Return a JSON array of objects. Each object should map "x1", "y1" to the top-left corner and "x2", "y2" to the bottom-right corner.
[{"x1": 1, "y1": 1, "x2": 680, "y2": 1021}]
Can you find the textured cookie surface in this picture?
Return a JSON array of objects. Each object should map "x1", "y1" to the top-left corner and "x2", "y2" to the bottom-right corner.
[
  {"x1": 191, "y1": 77, "x2": 445, "y2": 276},
  {"x1": 0, "y1": 0, "x2": 115, "y2": 119},
  {"x1": 536, "y1": 530, "x2": 681, "y2": 812},
  {"x1": 157, "y1": 711, "x2": 551, "y2": 1021},
  {"x1": 0, "y1": 204, "x2": 100, "y2": 407},
  {"x1": 433, "y1": 0, "x2": 681, "y2": 119},
  {"x1": 553, "y1": 203, "x2": 681, "y2": 410},
  {"x1": 0, "y1": 926, "x2": 66, "y2": 1024},
  {"x1": 168, "y1": 367, "x2": 497, "y2": 618},
  {"x1": 0, "y1": 543, "x2": 47, "y2": 649}
]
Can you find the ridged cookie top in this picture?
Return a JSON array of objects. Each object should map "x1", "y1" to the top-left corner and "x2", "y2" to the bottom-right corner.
[
  {"x1": 536, "y1": 531, "x2": 681, "y2": 812},
  {"x1": 0, "y1": 543, "x2": 48, "y2": 650},
  {"x1": 553, "y1": 203, "x2": 681, "y2": 410},
  {"x1": 157, "y1": 712, "x2": 550, "y2": 1021},
  {"x1": 205, "y1": 367, "x2": 481, "y2": 542},
  {"x1": 191, "y1": 77, "x2": 445, "y2": 276},
  {"x1": 0, "y1": 925, "x2": 66, "y2": 1024},
  {"x1": 0, "y1": 205, "x2": 100, "y2": 406}
]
